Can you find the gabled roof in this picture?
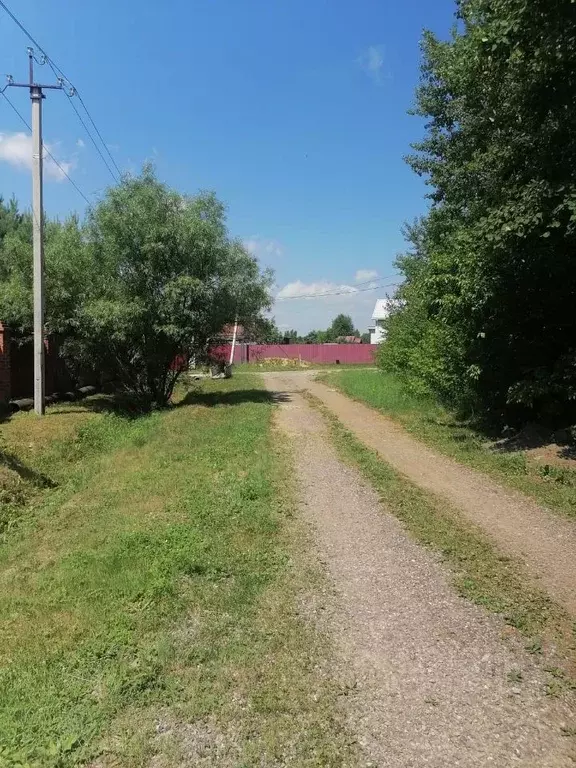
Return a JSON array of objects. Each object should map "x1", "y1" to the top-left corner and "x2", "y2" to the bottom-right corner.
[{"x1": 372, "y1": 298, "x2": 392, "y2": 320}]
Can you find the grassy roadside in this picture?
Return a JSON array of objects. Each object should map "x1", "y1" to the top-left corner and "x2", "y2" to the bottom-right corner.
[
  {"x1": 236, "y1": 362, "x2": 375, "y2": 373},
  {"x1": 320, "y1": 370, "x2": 576, "y2": 520},
  {"x1": 0, "y1": 400, "x2": 103, "y2": 535},
  {"x1": 0, "y1": 378, "x2": 356, "y2": 768},
  {"x1": 305, "y1": 392, "x2": 576, "y2": 691}
]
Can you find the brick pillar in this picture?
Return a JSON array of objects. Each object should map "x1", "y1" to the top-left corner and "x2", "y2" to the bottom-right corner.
[{"x1": 0, "y1": 322, "x2": 11, "y2": 403}]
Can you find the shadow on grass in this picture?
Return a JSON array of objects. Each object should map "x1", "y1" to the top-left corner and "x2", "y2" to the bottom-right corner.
[
  {"x1": 0, "y1": 405, "x2": 13, "y2": 426},
  {"x1": 177, "y1": 388, "x2": 292, "y2": 408},
  {"x1": 47, "y1": 394, "x2": 152, "y2": 420},
  {"x1": 0, "y1": 449, "x2": 56, "y2": 488},
  {"x1": 48, "y1": 387, "x2": 293, "y2": 418},
  {"x1": 489, "y1": 422, "x2": 576, "y2": 460}
]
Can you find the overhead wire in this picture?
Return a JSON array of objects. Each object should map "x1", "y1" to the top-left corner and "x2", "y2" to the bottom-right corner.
[
  {"x1": 276, "y1": 279, "x2": 399, "y2": 301},
  {"x1": 0, "y1": 88, "x2": 92, "y2": 206},
  {"x1": 347, "y1": 272, "x2": 400, "y2": 288},
  {"x1": 67, "y1": 90, "x2": 122, "y2": 179},
  {"x1": 0, "y1": 0, "x2": 122, "y2": 182},
  {"x1": 64, "y1": 91, "x2": 118, "y2": 182}
]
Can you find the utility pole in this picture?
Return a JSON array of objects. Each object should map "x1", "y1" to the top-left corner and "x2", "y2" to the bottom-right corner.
[
  {"x1": 229, "y1": 314, "x2": 239, "y2": 368},
  {"x1": 7, "y1": 49, "x2": 62, "y2": 415}
]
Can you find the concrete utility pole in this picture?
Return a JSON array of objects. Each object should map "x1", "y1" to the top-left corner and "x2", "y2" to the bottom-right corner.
[
  {"x1": 229, "y1": 314, "x2": 239, "y2": 367},
  {"x1": 31, "y1": 77, "x2": 44, "y2": 414},
  {"x1": 7, "y1": 49, "x2": 62, "y2": 415}
]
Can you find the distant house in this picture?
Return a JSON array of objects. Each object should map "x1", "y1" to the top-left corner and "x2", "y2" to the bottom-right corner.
[
  {"x1": 369, "y1": 299, "x2": 392, "y2": 344},
  {"x1": 335, "y1": 335, "x2": 362, "y2": 344}
]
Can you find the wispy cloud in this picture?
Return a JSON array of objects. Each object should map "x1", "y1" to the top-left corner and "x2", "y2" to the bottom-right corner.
[
  {"x1": 76, "y1": 138, "x2": 85, "y2": 148},
  {"x1": 354, "y1": 269, "x2": 378, "y2": 283},
  {"x1": 274, "y1": 280, "x2": 388, "y2": 334},
  {"x1": 358, "y1": 45, "x2": 389, "y2": 84},
  {"x1": 273, "y1": 272, "x2": 400, "y2": 333},
  {"x1": 0, "y1": 132, "x2": 75, "y2": 181},
  {"x1": 244, "y1": 236, "x2": 283, "y2": 260},
  {"x1": 276, "y1": 280, "x2": 357, "y2": 300}
]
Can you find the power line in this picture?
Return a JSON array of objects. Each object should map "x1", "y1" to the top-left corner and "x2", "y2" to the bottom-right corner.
[
  {"x1": 0, "y1": 1, "x2": 46, "y2": 56},
  {"x1": 277, "y1": 280, "x2": 399, "y2": 301},
  {"x1": 0, "y1": 89, "x2": 92, "y2": 206},
  {"x1": 0, "y1": 0, "x2": 122, "y2": 181},
  {"x1": 349, "y1": 272, "x2": 400, "y2": 288},
  {"x1": 70, "y1": 91, "x2": 122, "y2": 179},
  {"x1": 65, "y1": 91, "x2": 118, "y2": 182}
]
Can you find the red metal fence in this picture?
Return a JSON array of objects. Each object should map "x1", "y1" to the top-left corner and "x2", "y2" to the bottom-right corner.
[
  {"x1": 215, "y1": 343, "x2": 378, "y2": 365},
  {"x1": 0, "y1": 324, "x2": 91, "y2": 402}
]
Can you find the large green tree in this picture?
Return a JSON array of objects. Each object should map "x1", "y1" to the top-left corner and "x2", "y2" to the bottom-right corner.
[
  {"x1": 66, "y1": 168, "x2": 272, "y2": 405},
  {"x1": 0, "y1": 169, "x2": 272, "y2": 407},
  {"x1": 328, "y1": 314, "x2": 359, "y2": 341},
  {"x1": 381, "y1": 0, "x2": 576, "y2": 422},
  {"x1": 0, "y1": 200, "x2": 88, "y2": 337}
]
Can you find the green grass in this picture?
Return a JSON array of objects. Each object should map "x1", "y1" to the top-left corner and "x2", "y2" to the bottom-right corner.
[
  {"x1": 0, "y1": 397, "x2": 166, "y2": 537},
  {"x1": 0, "y1": 379, "x2": 356, "y2": 768},
  {"x1": 320, "y1": 369, "x2": 576, "y2": 519},
  {"x1": 305, "y1": 392, "x2": 576, "y2": 684}
]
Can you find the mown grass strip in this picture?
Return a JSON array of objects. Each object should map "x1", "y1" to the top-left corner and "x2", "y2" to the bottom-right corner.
[
  {"x1": 306, "y1": 392, "x2": 576, "y2": 688},
  {"x1": 320, "y1": 370, "x2": 576, "y2": 520},
  {"x1": 0, "y1": 378, "x2": 356, "y2": 768}
]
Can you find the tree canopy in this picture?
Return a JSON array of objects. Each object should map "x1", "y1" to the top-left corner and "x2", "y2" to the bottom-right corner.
[
  {"x1": 380, "y1": 0, "x2": 576, "y2": 423},
  {"x1": 329, "y1": 314, "x2": 358, "y2": 340},
  {"x1": 248, "y1": 314, "x2": 363, "y2": 344},
  {"x1": 0, "y1": 169, "x2": 272, "y2": 406}
]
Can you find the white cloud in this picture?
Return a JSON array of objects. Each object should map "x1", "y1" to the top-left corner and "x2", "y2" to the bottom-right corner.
[
  {"x1": 358, "y1": 45, "x2": 389, "y2": 84},
  {"x1": 244, "y1": 236, "x2": 283, "y2": 260},
  {"x1": 274, "y1": 286, "x2": 382, "y2": 334},
  {"x1": 354, "y1": 269, "x2": 378, "y2": 283},
  {"x1": 0, "y1": 132, "x2": 75, "y2": 181},
  {"x1": 277, "y1": 280, "x2": 357, "y2": 300},
  {"x1": 273, "y1": 276, "x2": 399, "y2": 333},
  {"x1": 76, "y1": 138, "x2": 85, "y2": 148}
]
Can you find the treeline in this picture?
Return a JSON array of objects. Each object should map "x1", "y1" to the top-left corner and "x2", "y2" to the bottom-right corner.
[
  {"x1": 0, "y1": 166, "x2": 271, "y2": 407},
  {"x1": 381, "y1": 0, "x2": 576, "y2": 425},
  {"x1": 257, "y1": 314, "x2": 367, "y2": 344}
]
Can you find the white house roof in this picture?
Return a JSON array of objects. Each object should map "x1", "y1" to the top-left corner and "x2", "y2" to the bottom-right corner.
[{"x1": 372, "y1": 298, "x2": 392, "y2": 321}]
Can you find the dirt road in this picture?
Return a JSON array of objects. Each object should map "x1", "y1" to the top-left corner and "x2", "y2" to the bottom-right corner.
[
  {"x1": 265, "y1": 372, "x2": 575, "y2": 767},
  {"x1": 270, "y1": 371, "x2": 576, "y2": 616}
]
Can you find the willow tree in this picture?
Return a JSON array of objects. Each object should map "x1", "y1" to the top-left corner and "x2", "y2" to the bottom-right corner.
[{"x1": 65, "y1": 167, "x2": 272, "y2": 406}]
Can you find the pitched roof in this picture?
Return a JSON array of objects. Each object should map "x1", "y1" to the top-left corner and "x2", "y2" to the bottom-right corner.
[{"x1": 372, "y1": 298, "x2": 392, "y2": 320}]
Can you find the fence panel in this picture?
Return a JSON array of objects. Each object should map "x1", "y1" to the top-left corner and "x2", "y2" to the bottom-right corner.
[{"x1": 219, "y1": 343, "x2": 378, "y2": 365}]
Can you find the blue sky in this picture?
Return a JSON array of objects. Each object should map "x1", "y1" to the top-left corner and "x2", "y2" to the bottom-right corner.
[{"x1": 0, "y1": 0, "x2": 455, "y2": 333}]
